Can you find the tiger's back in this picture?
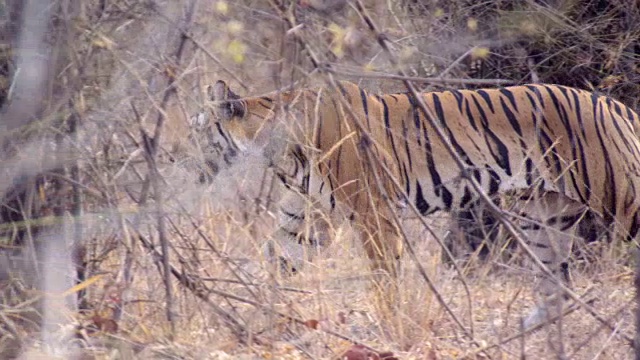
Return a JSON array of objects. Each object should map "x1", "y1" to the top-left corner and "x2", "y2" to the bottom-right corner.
[{"x1": 300, "y1": 83, "x2": 640, "y2": 240}]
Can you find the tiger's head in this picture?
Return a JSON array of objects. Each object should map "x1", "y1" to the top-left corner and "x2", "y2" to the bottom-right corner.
[
  {"x1": 203, "y1": 80, "x2": 312, "y2": 166},
  {"x1": 205, "y1": 80, "x2": 280, "y2": 149}
]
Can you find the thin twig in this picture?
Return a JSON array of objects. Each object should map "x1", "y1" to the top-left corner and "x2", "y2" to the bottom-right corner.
[
  {"x1": 327, "y1": 67, "x2": 514, "y2": 86},
  {"x1": 135, "y1": 231, "x2": 386, "y2": 354}
]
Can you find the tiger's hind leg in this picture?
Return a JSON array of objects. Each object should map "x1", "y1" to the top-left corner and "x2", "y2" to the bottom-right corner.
[{"x1": 512, "y1": 192, "x2": 590, "y2": 329}]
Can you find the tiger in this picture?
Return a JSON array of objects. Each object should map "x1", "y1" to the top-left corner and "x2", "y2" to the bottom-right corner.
[{"x1": 198, "y1": 79, "x2": 640, "y2": 328}]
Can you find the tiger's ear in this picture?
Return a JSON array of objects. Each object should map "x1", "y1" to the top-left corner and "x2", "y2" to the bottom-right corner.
[
  {"x1": 209, "y1": 80, "x2": 229, "y2": 102},
  {"x1": 208, "y1": 80, "x2": 245, "y2": 120}
]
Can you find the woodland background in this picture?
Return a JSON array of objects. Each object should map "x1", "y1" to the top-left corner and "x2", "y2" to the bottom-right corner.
[{"x1": 0, "y1": 0, "x2": 639, "y2": 359}]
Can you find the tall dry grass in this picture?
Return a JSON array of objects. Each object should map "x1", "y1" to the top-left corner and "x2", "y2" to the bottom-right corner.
[{"x1": 0, "y1": 0, "x2": 637, "y2": 359}]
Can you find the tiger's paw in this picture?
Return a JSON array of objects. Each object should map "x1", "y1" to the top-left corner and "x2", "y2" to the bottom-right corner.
[{"x1": 522, "y1": 306, "x2": 549, "y2": 330}]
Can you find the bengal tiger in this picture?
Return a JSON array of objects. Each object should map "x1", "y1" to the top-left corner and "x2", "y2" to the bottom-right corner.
[{"x1": 197, "y1": 79, "x2": 640, "y2": 328}]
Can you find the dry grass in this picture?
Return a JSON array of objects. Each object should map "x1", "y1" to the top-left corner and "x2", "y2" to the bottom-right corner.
[
  {"x1": 1, "y1": 0, "x2": 639, "y2": 359},
  {"x1": 17, "y1": 153, "x2": 629, "y2": 359}
]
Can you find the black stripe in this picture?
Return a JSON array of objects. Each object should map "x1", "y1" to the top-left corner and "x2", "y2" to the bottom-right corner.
[
  {"x1": 459, "y1": 187, "x2": 473, "y2": 210},
  {"x1": 257, "y1": 101, "x2": 273, "y2": 111},
  {"x1": 626, "y1": 104, "x2": 637, "y2": 124},
  {"x1": 499, "y1": 96, "x2": 523, "y2": 137},
  {"x1": 522, "y1": 223, "x2": 542, "y2": 231},
  {"x1": 537, "y1": 124, "x2": 562, "y2": 181},
  {"x1": 547, "y1": 213, "x2": 583, "y2": 227},
  {"x1": 420, "y1": 97, "x2": 453, "y2": 209},
  {"x1": 433, "y1": 94, "x2": 473, "y2": 166},
  {"x1": 450, "y1": 89, "x2": 466, "y2": 113},
  {"x1": 327, "y1": 97, "x2": 343, "y2": 180},
  {"x1": 326, "y1": 164, "x2": 337, "y2": 210},
  {"x1": 337, "y1": 82, "x2": 349, "y2": 99},
  {"x1": 282, "y1": 210, "x2": 304, "y2": 220},
  {"x1": 609, "y1": 102, "x2": 637, "y2": 155},
  {"x1": 379, "y1": 95, "x2": 408, "y2": 195},
  {"x1": 214, "y1": 122, "x2": 234, "y2": 146},
  {"x1": 569, "y1": 89, "x2": 592, "y2": 202},
  {"x1": 402, "y1": 164, "x2": 411, "y2": 196},
  {"x1": 544, "y1": 85, "x2": 576, "y2": 193},
  {"x1": 316, "y1": 108, "x2": 323, "y2": 150},
  {"x1": 463, "y1": 96, "x2": 479, "y2": 132},
  {"x1": 476, "y1": 90, "x2": 495, "y2": 113},
  {"x1": 472, "y1": 94, "x2": 512, "y2": 176},
  {"x1": 277, "y1": 173, "x2": 292, "y2": 190},
  {"x1": 526, "y1": 85, "x2": 546, "y2": 107},
  {"x1": 555, "y1": 85, "x2": 573, "y2": 109},
  {"x1": 613, "y1": 101, "x2": 624, "y2": 118},
  {"x1": 593, "y1": 94, "x2": 617, "y2": 218},
  {"x1": 499, "y1": 88, "x2": 519, "y2": 112},
  {"x1": 360, "y1": 88, "x2": 371, "y2": 130},
  {"x1": 415, "y1": 180, "x2": 431, "y2": 215},
  {"x1": 487, "y1": 167, "x2": 501, "y2": 195},
  {"x1": 407, "y1": 93, "x2": 423, "y2": 147}
]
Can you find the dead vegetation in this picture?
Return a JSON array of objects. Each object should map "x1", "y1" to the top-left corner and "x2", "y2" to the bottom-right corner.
[{"x1": 0, "y1": 0, "x2": 638, "y2": 359}]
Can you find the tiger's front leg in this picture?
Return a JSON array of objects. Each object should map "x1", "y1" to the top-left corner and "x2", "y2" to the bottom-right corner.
[
  {"x1": 514, "y1": 192, "x2": 587, "y2": 329},
  {"x1": 358, "y1": 213, "x2": 403, "y2": 279},
  {"x1": 263, "y1": 190, "x2": 334, "y2": 275}
]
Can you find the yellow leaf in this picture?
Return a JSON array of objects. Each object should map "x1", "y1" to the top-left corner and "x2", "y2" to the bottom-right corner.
[
  {"x1": 434, "y1": 8, "x2": 444, "y2": 18},
  {"x1": 92, "y1": 34, "x2": 115, "y2": 50},
  {"x1": 138, "y1": 322, "x2": 152, "y2": 337},
  {"x1": 363, "y1": 63, "x2": 375, "y2": 72},
  {"x1": 331, "y1": 44, "x2": 344, "y2": 58},
  {"x1": 227, "y1": 40, "x2": 247, "y2": 64},
  {"x1": 215, "y1": 1, "x2": 229, "y2": 15},
  {"x1": 467, "y1": 18, "x2": 478, "y2": 32},
  {"x1": 62, "y1": 274, "x2": 104, "y2": 297},
  {"x1": 226, "y1": 20, "x2": 243, "y2": 34},
  {"x1": 471, "y1": 47, "x2": 490, "y2": 59},
  {"x1": 328, "y1": 23, "x2": 345, "y2": 38}
]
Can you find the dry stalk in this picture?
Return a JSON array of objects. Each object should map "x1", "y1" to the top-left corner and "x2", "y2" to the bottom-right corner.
[
  {"x1": 135, "y1": 232, "x2": 386, "y2": 354},
  {"x1": 127, "y1": 0, "x2": 200, "y2": 338}
]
